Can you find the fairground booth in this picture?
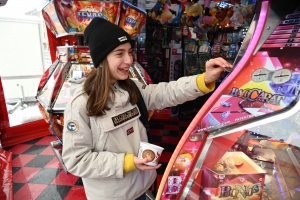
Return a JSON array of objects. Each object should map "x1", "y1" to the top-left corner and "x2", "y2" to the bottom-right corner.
[{"x1": 1, "y1": 0, "x2": 300, "y2": 199}]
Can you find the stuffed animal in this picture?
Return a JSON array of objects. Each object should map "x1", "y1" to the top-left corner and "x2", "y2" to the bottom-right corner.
[
  {"x1": 148, "y1": 0, "x2": 164, "y2": 20},
  {"x1": 230, "y1": 3, "x2": 242, "y2": 29},
  {"x1": 186, "y1": 0, "x2": 203, "y2": 19},
  {"x1": 215, "y1": 7, "x2": 229, "y2": 23},
  {"x1": 202, "y1": 0, "x2": 217, "y2": 27},
  {"x1": 160, "y1": 3, "x2": 173, "y2": 23},
  {"x1": 148, "y1": 0, "x2": 173, "y2": 24},
  {"x1": 203, "y1": 0, "x2": 211, "y2": 16},
  {"x1": 185, "y1": 0, "x2": 203, "y2": 27},
  {"x1": 198, "y1": 0, "x2": 205, "y2": 13},
  {"x1": 220, "y1": 7, "x2": 234, "y2": 28}
]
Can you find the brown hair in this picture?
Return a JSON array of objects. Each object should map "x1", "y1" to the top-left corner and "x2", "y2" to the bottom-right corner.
[{"x1": 83, "y1": 58, "x2": 139, "y2": 116}]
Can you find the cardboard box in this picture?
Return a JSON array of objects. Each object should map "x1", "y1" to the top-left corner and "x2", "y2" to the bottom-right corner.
[{"x1": 200, "y1": 152, "x2": 266, "y2": 200}]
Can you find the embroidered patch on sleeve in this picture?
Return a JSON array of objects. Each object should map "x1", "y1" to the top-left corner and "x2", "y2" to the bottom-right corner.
[
  {"x1": 127, "y1": 127, "x2": 134, "y2": 135},
  {"x1": 111, "y1": 107, "x2": 139, "y2": 126},
  {"x1": 66, "y1": 120, "x2": 79, "y2": 132}
]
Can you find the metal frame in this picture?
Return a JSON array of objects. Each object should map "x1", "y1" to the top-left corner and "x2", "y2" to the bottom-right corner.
[
  {"x1": 181, "y1": 139, "x2": 213, "y2": 199},
  {"x1": 50, "y1": 140, "x2": 68, "y2": 172}
]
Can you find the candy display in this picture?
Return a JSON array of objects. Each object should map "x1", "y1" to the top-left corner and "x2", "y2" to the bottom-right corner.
[
  {"x1": 119, "y1": 0, "x2": 147, "y2": 39},
  {"x1": 55, "y1": 0, "x2": 121, "y2": 33},
  {"x1": 42, "y1": 0, "x2": 150, "y2": 38}
]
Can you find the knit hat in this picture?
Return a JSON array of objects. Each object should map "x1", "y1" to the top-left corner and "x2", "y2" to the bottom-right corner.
[{"x1": 84, "y1": 17, "x2": 132, "y2": 68}]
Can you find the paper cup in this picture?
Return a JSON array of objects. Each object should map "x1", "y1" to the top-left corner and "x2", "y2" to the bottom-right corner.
[{"x1": 138, "y1": 141, "x2": 164, "y2": 166}]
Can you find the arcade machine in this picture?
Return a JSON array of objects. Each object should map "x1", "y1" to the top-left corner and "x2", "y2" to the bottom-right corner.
[
  {"x1": 36, "y1": 0, "x2": 148, "y2": 172},
  {"x1": 157, "y1": 0, "x2": 300, "y2": 199}
]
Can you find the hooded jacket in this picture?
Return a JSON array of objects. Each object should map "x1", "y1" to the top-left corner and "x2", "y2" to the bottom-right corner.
[{"x1": 62, "y1": 75, "x2": 213, "y2": 200}]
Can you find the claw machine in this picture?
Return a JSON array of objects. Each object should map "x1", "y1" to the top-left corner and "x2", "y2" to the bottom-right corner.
[{"x1": 157, "y1": 0, "x2": 300, "y2": 199}]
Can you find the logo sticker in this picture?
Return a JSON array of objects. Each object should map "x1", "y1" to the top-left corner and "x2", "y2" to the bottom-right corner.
[
  {"x1": 66, "y1": 120, "x2": 79, "y2": 132},
  {"x1": 118, "y1": 36, "x2": 127, "y2": 42},
  {"x1": 112, "y1": 107, "x2": 139, "y2": 126},
  {"x1": 127, "y1": 127, "x2": 134, "y2": 135}
]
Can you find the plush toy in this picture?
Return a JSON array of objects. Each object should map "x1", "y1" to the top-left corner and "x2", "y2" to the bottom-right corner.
[
  {"x1": 203, "y1": 0, "x2": 211, "y2": 16},
  {"x1": 230, "y1": 3, "x2": 242, "y2": 29},
  {"x1": 202, "y1": 0, "x2": 217, "y2": 27},
  {"x1": 148, "y1": 0, "x2": 173, "y2": 24},
  {"x1": 198, "y1": 0, "x2": 205, "y2": 13},
  {"x1": 171, "y1": 2, "x2": 183, "y2": 24},
  {"x1": 241, "y1": 3, "x2": 254, "y2": 26},
  {"x1": 215, "y1": 7, "x2": 229, "y2": 23},
  {"x1": 220, "y1": 7, "x2": 234, "y2": 28},
  {"x1": 210, "y1": 7, "x2": 219, "y2": 24},
  {"x1": 185, "y1": 0, "x2": 203, "y2": 27},
  {"x1": 160, "y1": 3, "x2": 173, "y2": 24},
  {"x1": 148, "y1": 0, "x2": 165, "y2": 20}
]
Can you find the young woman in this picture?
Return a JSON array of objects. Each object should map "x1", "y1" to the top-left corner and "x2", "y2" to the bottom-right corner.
[{"x1": 62, "y1": 17, "x2": 233, "y2": 200}]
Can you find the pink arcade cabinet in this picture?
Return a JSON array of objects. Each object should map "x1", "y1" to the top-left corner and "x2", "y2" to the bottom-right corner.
[{"x1": 157, "y1": 0, "x2": 300, "y2": 199}]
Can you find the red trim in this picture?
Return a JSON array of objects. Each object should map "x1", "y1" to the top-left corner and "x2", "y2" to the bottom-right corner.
[
  {"x1": 1, "y1": 120, "x2": 50, "y2": 148},
  {"x1": 0, "y1": 149, "x2": 13, "y2": 200},
  {"x1": 0, "y1": 78, "x2": 9, "y2": 130},
  {"x1": 0, "y1": 74, "x2": 50, "y2": 148},
  {"x1": 0, "y1": 28, "x2": 77, "y2": 148},
  {"x1": 47, "y1": 27, "x2": 59, "y2": 63}
]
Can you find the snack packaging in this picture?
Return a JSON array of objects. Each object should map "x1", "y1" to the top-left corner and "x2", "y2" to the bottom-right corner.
[{"x1": 119, "y1": 0, "x2": 147, "y2": 38}]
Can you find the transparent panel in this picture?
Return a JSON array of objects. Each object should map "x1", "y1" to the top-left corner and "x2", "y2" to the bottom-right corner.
[
  {"x1": 37, "y1": 62, "x2": 66, "y2": 108},
  {"x1": 185, "y1": 99, "x2": 300, "y2": 199},
  {"x1": 52, "y1": 63, "x2": 93, "y2": 112},
  {"x1": 0, "y1": 0, "x2": 51, "y2": 127}
]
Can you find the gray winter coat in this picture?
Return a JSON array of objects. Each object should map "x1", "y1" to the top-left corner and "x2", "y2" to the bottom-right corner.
[{"x1": 62, "y1": 75, "x2": 211, "y2": 200}]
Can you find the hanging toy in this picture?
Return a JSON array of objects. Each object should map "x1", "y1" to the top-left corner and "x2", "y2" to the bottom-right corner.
[
  {"x1": 185, "y1": 0, "x2": 203, "y2": 27},
  {"x1": 230, "y1": 3, "x2": 242, "y2": 29},
  {"x1": 202, "y1": 0, "x2": 217, "y2": 27},
  {"x1": 148, "y1": 0, "x2": 164, "y2": 21},
  {"x1": 160, "y1": 0, "x2": 173, "y2": 24},
  {"x1": 203, "y1": 0, "x2": 211, "y2": 16},
  {"x1": 219, "y1": 6, "x2": 234, "y2": 28}
]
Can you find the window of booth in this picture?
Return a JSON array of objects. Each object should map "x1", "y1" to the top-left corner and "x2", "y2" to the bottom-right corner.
[{"x1": 0, "y1": 0, "x2": 50, "y2": 127}]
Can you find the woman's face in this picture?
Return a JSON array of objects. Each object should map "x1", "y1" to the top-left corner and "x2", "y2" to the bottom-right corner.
[{"x1": 107, "y1": 42, "x2": 133, "y2": 84}]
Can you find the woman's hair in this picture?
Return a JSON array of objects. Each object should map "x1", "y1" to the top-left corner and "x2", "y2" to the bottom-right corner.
[{"x1": 83, "y1": 58, "x2": 139, "y2": 116}]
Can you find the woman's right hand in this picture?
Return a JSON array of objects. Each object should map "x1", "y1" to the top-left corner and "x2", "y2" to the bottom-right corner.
[{"x1": 134, "y1": 156, "x2": 161, "y2": 170}]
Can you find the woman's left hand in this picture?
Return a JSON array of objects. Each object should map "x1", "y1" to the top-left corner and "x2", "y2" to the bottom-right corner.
[
  {"x1": 204, "y1": 57, "x2": 233, "y2": 84},
  {"x1": 134, "y1": 156, "x2": 161, "y2": 171}
]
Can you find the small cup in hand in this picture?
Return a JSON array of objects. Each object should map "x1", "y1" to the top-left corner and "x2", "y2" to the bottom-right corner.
[{"x1": 138, "y1": 142, "x2": 164, "y2": 166}]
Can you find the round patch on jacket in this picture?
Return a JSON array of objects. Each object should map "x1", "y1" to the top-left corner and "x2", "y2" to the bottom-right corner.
[{"x1": 66, "y1": 120, "x2": 79, "y2": 132}]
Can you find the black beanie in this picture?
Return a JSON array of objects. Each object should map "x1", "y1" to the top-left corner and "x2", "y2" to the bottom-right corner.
[{"x1": 84, "y1": 17, "x2": 132, "y2": 68}]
